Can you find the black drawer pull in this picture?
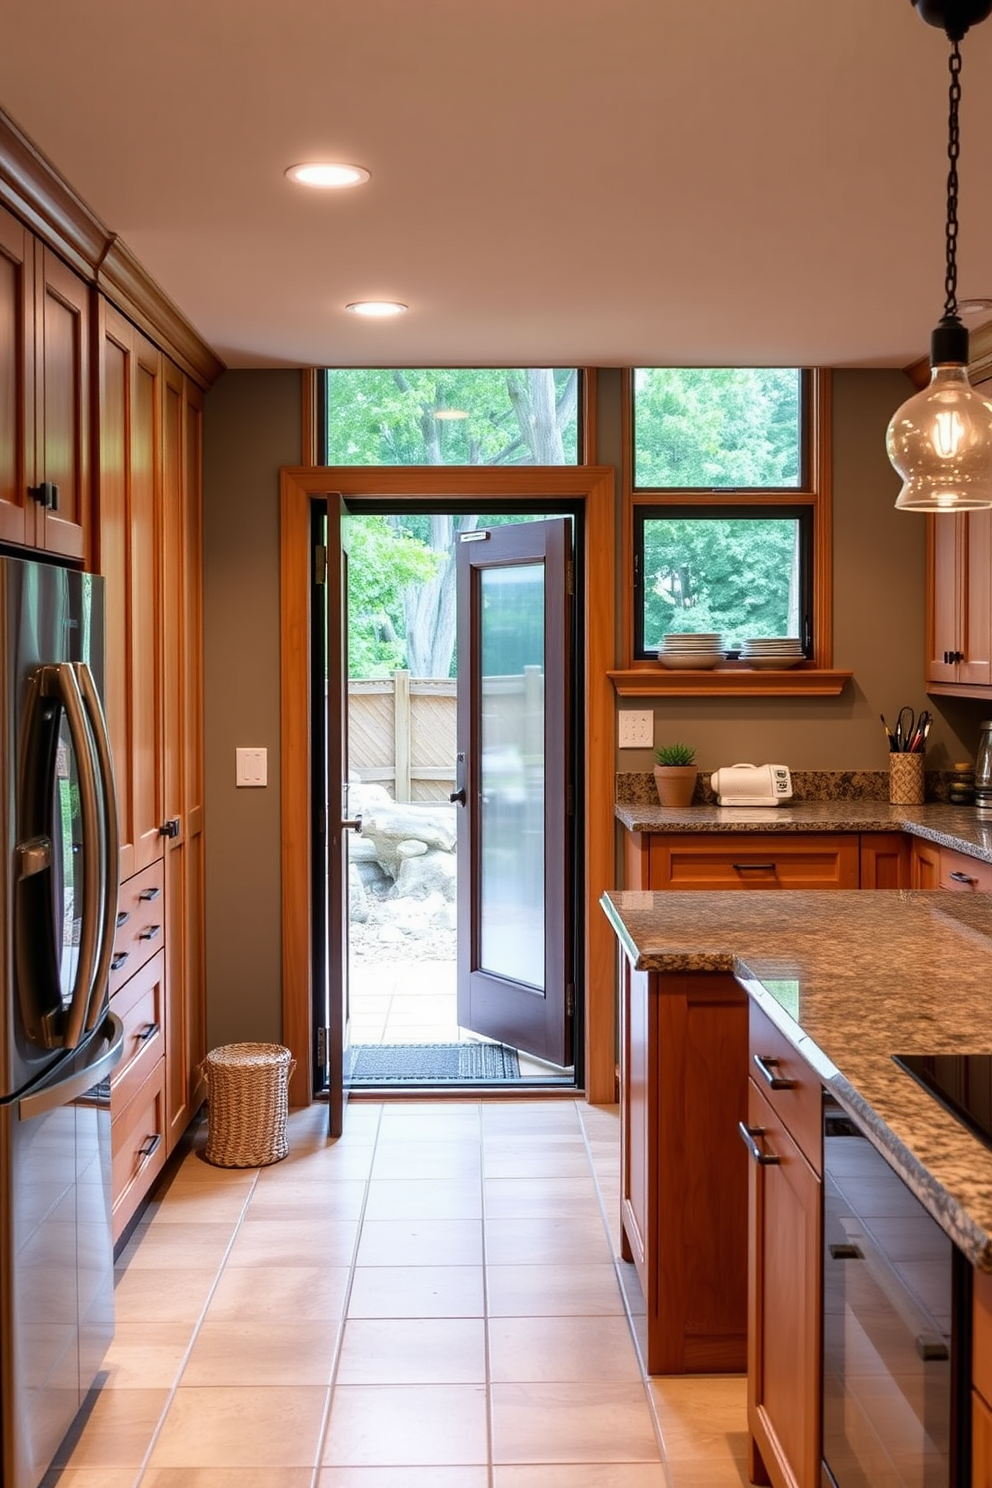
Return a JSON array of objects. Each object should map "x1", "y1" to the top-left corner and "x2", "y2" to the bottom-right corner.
[
  {"x1": 738, "y1": 1121, "x2": 781, "y2": 1166},
  {"x1": 111, "y1": 952, "x2": 130, "y2": 972},
  {"x1": 159, "y1": 819, "x2": 180, "y2": 839},
  {"x1": 138, "y1": 886, "x2": 161, "y2": 902},
  {"x1": 949, "y1": 870, "x2": 977, "y2": 885},
  {"x1": 753, "y1": 1054, "x2": 796, "y2": 1090},
  {"x1": 139, "y1": 924, "x2": 161, "y2": 942},
  {"x1": 137, "y1": 1133, "x2": 162, "y2": 1163},
  {"x1": 136, "y1": 1022, "x2": 159, "y2": 1043},
  {"x1": 116, "y1": 910, "x2": 131, "y2": 928},
  {"x1": 733, "y1": 862, "x2": 776, "y2": 872}
]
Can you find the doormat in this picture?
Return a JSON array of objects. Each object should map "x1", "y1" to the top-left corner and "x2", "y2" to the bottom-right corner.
[{"x1": 349, "y1": 1041, "x2": 521, "y2": 1083}]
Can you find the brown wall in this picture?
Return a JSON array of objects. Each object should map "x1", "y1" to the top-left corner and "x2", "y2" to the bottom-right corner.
[
  {"x1": 201, "y1": 366, "x2": 987, "y2": 1042},
  {"x1": 202, "y1": 370, "x2": 301, "y2": 1047}
]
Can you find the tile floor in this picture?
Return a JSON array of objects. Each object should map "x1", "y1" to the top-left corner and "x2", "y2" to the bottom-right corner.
[{"x1": 46, "y1": 1099, "x2": 750, "y2": 1488}]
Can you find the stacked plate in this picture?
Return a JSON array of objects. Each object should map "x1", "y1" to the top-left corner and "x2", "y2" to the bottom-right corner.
[
  {"x1": 741, "y1": 637, "x2": 804, "y2": 670},
  {"x1": 657, "y1": 632, "x2": 724, "y2": 670}
]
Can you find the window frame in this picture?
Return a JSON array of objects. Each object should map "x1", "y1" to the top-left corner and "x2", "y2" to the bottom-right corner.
[{"x1": 622, "y1": 367, "x2": 833, "y2": 675}]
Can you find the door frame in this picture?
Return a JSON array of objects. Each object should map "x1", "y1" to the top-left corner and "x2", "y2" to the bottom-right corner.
[{"x1": 279, "y1": 465, "x2": 616, "y2": 1105}]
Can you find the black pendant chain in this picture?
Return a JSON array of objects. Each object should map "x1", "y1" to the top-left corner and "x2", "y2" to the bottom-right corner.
[{"x1": 944, "y1": 37, "x2": 963, "y2": 320}]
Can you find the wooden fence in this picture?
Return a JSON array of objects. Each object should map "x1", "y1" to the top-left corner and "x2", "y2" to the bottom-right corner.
[{"x1": 347, "y1": 667, "x2": 544, "y2": 802}]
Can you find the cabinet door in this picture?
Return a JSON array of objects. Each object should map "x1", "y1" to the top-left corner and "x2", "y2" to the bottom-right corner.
[
  {"x1": 859, "y1": 832, "x2": 910, "y2": 890},
  {"x1": 0, "y1": 205, "x2": 34, "y2": 547},
  {"x1": 34, "y1": 247, "x2": 90, "y2": 561},
  {"x1": 927, "y1": 511, "x2": 963, "y2": 685},
  {"x1": 941, "y1": 846, "x2": 992, "y2": 892},
  {"x1": 911, "y1": 837, "x2": 941, "y2": 889},
  {"x1": 746, "y1": 1077, "x2": 821, "y2": 1488},
  {"x1": 961, "y1": 508, "x2": 992, "y2": 685}
]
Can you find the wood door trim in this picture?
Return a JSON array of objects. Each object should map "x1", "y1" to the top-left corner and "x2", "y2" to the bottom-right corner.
[{"x1": 279, "y1": 465, "x2": 617, "y2": 1107}]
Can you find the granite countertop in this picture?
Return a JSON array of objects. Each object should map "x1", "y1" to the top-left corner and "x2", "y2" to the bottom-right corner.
[
  {"x1": 615, "y1": 799, "x2": 992, "y2": 863},
  {"x1": 600, "y1": 886, "x2": 992, "y2": 1270}
]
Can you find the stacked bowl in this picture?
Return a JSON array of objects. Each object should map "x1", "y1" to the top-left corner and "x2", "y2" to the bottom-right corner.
[
  {"x1": 741, "y1": 637, "x2": 804, "y2": 669},
  {"x1": 657, "y1": 633, "x2": 724, "y2": 670}
]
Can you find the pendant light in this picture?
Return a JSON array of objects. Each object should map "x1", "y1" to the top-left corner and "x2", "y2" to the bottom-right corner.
[{"x1": 887, "y1": 0, "x2": 992, "y2": 511}]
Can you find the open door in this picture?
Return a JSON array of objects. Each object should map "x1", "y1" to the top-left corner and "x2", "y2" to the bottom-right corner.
[
  {"x1": 454, "y1": 518, "x2": 573, "y2": 1067},
  {"x1": 325, "y1": 497, "x2": 354, "y2": 1135}
]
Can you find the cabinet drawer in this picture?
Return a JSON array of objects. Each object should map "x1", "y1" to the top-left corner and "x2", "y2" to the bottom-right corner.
[
  {"x1": 940, "y1": 847, "x2": 992, "y2": 893},
  {"x1": 648, "y1": 833, "x2": 860, "y2": 890},
  {"x1": 974, "y1": 1267, "x2": 992, "y2": 1407},
  {"x1": 110, "y1": 949, "x2": 164, "y2": 1113},
  {"x1": 111, "y1": 1056, "x2": 166, "y2": 1243},
  {"x1": 111, "y1": 860, "x2": 165, "y2": 994},
  {"x1": 748, "y1": 998, "x2": 822, "y2": 1174}
]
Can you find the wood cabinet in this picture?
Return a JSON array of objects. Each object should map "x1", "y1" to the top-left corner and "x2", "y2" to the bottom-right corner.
[
  {"x1": 974, "y1": 1267, "x2": 992, "y2": 1486},
  {"x1": 909, "y1": 837, "x2": 992, "y2": 891},
  {"x1": 626, "y1": 831, "x2": 870, "y2": 891},
  {"x1": 744, "y1": 998, "x2": 822, "y2": 1488},
  {"x1": 0, "y1": 201, "x2": 90, "y2": 560},
  {"x1": 97, "y1": 299, "x2": 206, "y2": 1239},
  {"x1": 618, "y1": 956, "x2": 749, "y2": 1373},
  {"x1": 927, "y1": 507, "x2": 992, "y2": 693},
  {"x1": 911, "y1": 836, "x2": 942, "y2": 888}
]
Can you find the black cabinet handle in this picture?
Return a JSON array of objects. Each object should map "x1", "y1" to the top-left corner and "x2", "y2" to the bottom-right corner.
[
  {"x1": 159, "y1": 819, "x2": 180, "y2": 839},
  {"x1": 28, "y1": 481, "x2": 59, "y2": 509},
  {"x1": 733, "y1": 862, "x2": 777, "y2": 872},
  {"x1": 136, "y1": 1021, "x2": 159, "y2": 1043},
  {"x1": 949, "y1": 870, "x2": 977, "y2": 885},
  {"x1": 137, "y1": 1133, "x2": 162, "y2": 1163},
  {"x1": 753, "y1": 1054, "x2": 796, "y2": 1090},
  {"x1": 111, "y1": 952, "x2": 129, "y2": 972},
  {"x1": 738, "y1": 1121, "x2": 781, "y2": 1166},
  {"x1": 116, "y1": 910, "x2": 131, "y2": 928},
  {"x1": 138, "y1": 924, "x2": 161, "y2": 942},
  {"x1": 138, "y1": 885, "x2": 161, "y2": 902}
]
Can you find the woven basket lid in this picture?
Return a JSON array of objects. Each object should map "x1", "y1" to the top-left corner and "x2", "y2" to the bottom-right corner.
[{"x1": 205, "y1": 1042, "x2": 292, "y2": 1070}]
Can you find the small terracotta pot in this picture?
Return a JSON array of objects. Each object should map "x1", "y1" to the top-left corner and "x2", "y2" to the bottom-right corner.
[{"x1": 653, "y1": 764, "x2": 697, "y2": 807}]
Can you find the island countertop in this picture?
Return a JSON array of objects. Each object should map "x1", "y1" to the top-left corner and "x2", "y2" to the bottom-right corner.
[
  {"x1": 615, "y1": 799, "x2": 992, "y2": 863},
  {"x1": 600, "y1": 886, "x2": 992, "y2": 1270}
]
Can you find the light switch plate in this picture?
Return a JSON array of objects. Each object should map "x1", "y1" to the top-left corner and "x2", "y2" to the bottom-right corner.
[
  {"x1": 236, "y1": 747, "x2": 267, "y2": 787},
  {"x1": 618, "y1": 711, "x2": 654, "y2": 749}
]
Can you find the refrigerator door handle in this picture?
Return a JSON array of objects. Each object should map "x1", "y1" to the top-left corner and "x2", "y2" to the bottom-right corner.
[
  {"x1": 38, "y1": 663, "x2": 105, "y2": 1050},
  {"x1": 18, "y1": 1011, "x2": 124, "y2": 1120},
  {"x1": 75, "y1": 662, "x2": 121, "y2": 1033}
]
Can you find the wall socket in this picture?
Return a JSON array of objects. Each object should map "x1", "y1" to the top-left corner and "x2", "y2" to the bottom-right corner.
[{"x1": 618, "y1": 711, "x2": 654, "y2": 749}]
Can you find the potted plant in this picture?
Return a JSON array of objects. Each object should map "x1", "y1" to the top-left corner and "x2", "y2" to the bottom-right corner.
[{"x1": 653, "y1": 742, "x2": 698, "y2": 807}]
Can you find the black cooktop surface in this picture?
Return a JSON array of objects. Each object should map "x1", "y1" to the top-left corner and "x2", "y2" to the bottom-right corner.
[{"x1": 894, "y1": 1053, "x2": 992, "y2": 1151}]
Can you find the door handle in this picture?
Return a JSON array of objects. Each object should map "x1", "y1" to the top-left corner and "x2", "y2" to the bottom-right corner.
[
  {"x1": 449, "y1": 789, "x2": 466, "y2": 805},
  {"x1": 342, "y1": 816, "x2": 363, "y2": 833},
  {"x1": 450, "y1": 750, "x2": 467, "y2": 806}
]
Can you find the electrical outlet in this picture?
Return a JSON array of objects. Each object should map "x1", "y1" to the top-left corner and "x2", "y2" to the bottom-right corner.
[
  {"x1": 236, "y1": 747, "x2": 267, "y2": 787},
  {"x1": 618, "y1": 711, "x2": 654, "y2": 749}
]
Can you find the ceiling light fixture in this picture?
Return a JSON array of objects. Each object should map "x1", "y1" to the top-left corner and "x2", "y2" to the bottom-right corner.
[
  {"x1": 886, "y1": 0, "x2": 992, "y2": 512},
  {"x1": 345, "y1": 301, "x2": 408, "y2": 318},
  {"x1": 285, "y1": 162, "x2": 370, "y2": 189}
]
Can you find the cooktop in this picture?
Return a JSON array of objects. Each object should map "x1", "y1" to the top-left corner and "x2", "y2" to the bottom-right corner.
[{"x1": 894, "y1": 1054, "x2": 992, "y2": 1151}]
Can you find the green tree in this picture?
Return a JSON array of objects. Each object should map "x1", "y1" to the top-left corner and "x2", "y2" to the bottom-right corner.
[
  {"x1": 344, "y1": 515, "x2": 441, "y2": 676},
  {"x1": 633, "y1": 368, "x2": 800, "y2": 488}
]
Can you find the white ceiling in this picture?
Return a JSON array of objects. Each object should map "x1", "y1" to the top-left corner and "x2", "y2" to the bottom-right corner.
[{"x1": 3, "y1": 0, "x2": 992, "y2": 371}]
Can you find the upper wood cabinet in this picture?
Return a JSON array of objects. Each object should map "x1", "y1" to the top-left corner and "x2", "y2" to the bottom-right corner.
[
  {"x1": 0, "y1": 201, "x2": 90, "y2": 560},
  {"x1": 926, "y1": 508, "x2": 992, "y2": 692}
]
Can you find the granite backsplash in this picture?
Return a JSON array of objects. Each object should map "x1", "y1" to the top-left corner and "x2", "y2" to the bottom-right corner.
[{"x1": 616, "y1": 769, "x2": 958, "y2": 807}]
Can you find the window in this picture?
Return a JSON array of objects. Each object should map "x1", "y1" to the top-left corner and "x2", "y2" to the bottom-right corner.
[
  {"x1": 321, "y1": 368, "x2": 580, "y2": 466},
  {"x1": 628, "y1": 369, "x2": 830, "y2": 668}
]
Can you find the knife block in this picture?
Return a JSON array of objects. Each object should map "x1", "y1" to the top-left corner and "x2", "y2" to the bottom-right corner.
[{"x1": 889, "y1": 752, "x2": 924, "y2": 806}]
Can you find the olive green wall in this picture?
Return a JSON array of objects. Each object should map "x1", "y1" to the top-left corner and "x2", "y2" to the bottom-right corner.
[
  {"x1": 202, "y1": 370, "x2": 301, "y2": 1049},
  {"x1": 201, "y1": 367, "x2": 986, "y2": 1044}
]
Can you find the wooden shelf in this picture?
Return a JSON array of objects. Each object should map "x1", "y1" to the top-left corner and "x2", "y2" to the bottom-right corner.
[{"x1": 608, "y1": 668, "x2": 853, "y2": 698}]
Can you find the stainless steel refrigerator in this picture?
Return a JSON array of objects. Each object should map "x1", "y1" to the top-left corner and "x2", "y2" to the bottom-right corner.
[{"x1": 0, "y1": 556, "x2": 123, "y2": 1488}]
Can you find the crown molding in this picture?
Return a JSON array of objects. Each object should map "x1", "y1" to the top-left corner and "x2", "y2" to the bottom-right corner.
[{"x1": 0, "y1": 107, "x2": 223, "y2": 388}]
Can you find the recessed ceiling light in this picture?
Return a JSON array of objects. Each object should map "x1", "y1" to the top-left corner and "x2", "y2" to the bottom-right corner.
[
  {"x1": 285, "y1": 162, "x2": 370, "y2": 189},
  {"x1": 345, "y1": 301, "x2": 408, "y2": 318},
  {"x1": 958, "y1": 297, "x2": 992, "y2": 315}
]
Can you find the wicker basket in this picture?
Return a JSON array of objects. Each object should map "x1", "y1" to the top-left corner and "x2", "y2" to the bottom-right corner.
[{"x1": 201, "y1": 1042, "x2": 296, "y2": 1167}]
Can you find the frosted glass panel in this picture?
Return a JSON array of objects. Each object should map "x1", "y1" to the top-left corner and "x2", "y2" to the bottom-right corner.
[{"x1": 479, "y1": 563, "x2": 544, "y2": 988}]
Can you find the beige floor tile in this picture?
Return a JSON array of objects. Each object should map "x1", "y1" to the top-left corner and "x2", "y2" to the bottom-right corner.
[
  {"x1": 244, "y1": 1178, "x2": 367, "y2": 1219},
  {"x1": 482, "y1": 1103, "x2": 583, "y2": 1135},
  {"x1": 493, "y1": 1468, "x2": 668, "y2": 1488},
  {"x1": 146, "y1": 1386, "x2": 327, "y2": 1469},
  {"x1": 275, "y1": 1144, "x2": 376, "y2": 1180},
  {"x1": 140, "y1": 1186, "x2": 252, "y2": 1225},
  {"x1": 376, "y1": 1104, "x2": 482, "y2": 1141},
  {"x1": 100, "y1": 1321, "x2": 194, "y2": 1388},
  {"x1": 363, "y1": 1178, "x2": 482, "y2": 1221},
  {"x1": 663, "y1": 1460, "x2": 750, "y2": 1487},
  {"x1": 319, "y1": 1469, "x2": 489, "y2": 1488},
  {"x1": 649, "y1": 1375, "x2": 748, "y2": 1462},
  {"x1": 484, "y1": 1150, "x2": 595, "y2": 1179},
  {"x1": 336, "y1": 1316, "x2": 486, "y2": 1383},
  {"x1": 491, "y1": 1382, "x2": 662, "y2": 1464},
  {"x1": 115, "y1": 1220, "x2": 235, "y2": 1271},
  {"x1": 484, "y1": 1177, "x2": 603, "y2": 1221},
  {"x1": 489, "y1": 1315, "x2": 643, "y2": 1383},
  {"x1": 112, "y1": 1267, "x2": 218, "y2": 1324},
  {"x1": 348, "y1": 1264, "x2": 484, "y2": 1317},
  {"x1": 160, "y1": 1157, "x2": 257, "y2": 1189},
  {"x1": 321, "y1": 1383, "x2": 488, "y2": 1466},
  {"x1": 53, "y1": 1388, "x2": 170, "y2": 1469},
  {"x1": 205, "y1": 1263, "x2": 351, "y2": 1320},
  {"x1": 371, "y1": 1144, "x2": 482, "y2": 1180},
  {"x1": 486, "y1": 1262, "x2": 625, "y2": 1316},
  {"x1": 39, "y1": 1471, "x2": 140, "y2": 1488},
  {"x1": 226, "y1": 1216, "x2": 359, "y2": 1267},
  {"x1": 485, "y1": 1216, "x2": 615, "y2": 1266},
  {"x1": 142, "y1": 1472, "x2": 313, "y2": 1488},
  {"x1": 356, "y1": 1217, "x2": 483, "y2": 1266},
  {"x1": 182, "y1": 1318, "x2": 339, "y2": 1385}
]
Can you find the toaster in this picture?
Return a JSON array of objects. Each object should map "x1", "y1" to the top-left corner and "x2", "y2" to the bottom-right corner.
[{"x1": 710, "y1": 763, "x2": 793, "y2": 806}]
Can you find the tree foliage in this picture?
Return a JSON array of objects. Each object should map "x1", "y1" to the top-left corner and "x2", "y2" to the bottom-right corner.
[{"x1": 633, "y1": 368, "x2": 800, "y2": 488}]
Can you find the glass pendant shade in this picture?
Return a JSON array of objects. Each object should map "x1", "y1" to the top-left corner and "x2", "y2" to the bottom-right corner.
[{"x1": 887, "y1": 361, "x2": 992, "y2": 510}]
